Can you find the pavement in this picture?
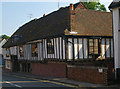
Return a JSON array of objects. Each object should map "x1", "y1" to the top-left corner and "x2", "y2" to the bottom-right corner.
[{"x1": 2, "y1": 70, "x2": 120, "y2": 88}]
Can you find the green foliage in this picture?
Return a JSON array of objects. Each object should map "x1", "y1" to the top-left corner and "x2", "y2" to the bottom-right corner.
[
  {"x1": 0, "y1": 35, "x2": 10, "y2": 39},
  {"x1": 83, "y1": 1, "x2": 107, "y2": 11}
]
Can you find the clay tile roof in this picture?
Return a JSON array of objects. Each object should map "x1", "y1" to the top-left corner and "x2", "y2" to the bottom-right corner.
[
  {"x1": 3, "y1": 2, "x2": 112, "y2": 48},
  {"x1": 3, "y1": 6, "x2": 70, "y2": 47},
  {"x1": 70, "y1": 9, "x2": 112, "y2": 36}
]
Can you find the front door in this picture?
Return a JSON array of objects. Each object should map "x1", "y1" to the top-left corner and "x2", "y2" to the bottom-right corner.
[
  {"x1": 27, "y1": 63, "x2": 31, "y2": 72},
  {"x1": 11, "y1": 55, "x2": 19, "y2": 72}
]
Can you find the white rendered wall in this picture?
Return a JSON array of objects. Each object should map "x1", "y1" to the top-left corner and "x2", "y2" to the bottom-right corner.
[
  {"x1": 113, "y1": 7, "x2": 120, "y2": 69},
  {"x1": 0, "y1": 39, "x2": 7, "y2": 54}
]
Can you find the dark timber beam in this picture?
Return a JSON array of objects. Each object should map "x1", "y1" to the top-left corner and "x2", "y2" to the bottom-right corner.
[
  {"x1": 87, "y1": 38, "x2": 89, "y2": 59},
  {"x1": 72, "y1": 38, "x2": 75, "y2": 64},
  {"x1": 59, "y1": 37, "x2": 60, "y2": 60},
  {"x1": 61, "y1": 37, "x2": 63, "y2": 60},
  {"x1": 105, "y1": 38, "x2": 106, "y2": 58},
  {"x1": 65, "y1": 37, "x2": 68, "y2": 62},
  {"x1": 109, "y1": 39, "x2": 111, "y2": 58},
  {"x1": 77, "y1": 38, "x2": 79, "y2": 60},
  {"x1": 82, "y1": 38, "x2": 84, "y2": 59}
]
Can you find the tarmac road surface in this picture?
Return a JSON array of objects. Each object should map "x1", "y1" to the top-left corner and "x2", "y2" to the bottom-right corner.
[{"x1": 2, "y1": 73, "x2": 77, "y2": 88}]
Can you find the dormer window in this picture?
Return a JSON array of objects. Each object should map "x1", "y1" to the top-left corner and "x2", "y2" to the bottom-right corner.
[
  {"x1": 47, "y1": 39, "x2": 54, "y2": 54},
  {"x1": 11, "y1": 35, "x2": 21, "y2": 43},
  {"x1": 32, "y1": 43, "x2": 38, "y2": 57}
]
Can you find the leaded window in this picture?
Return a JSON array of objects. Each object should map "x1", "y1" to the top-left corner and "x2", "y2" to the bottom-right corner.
[
  {"x1": 32, "y1": 43, "x2": 38, "y2": 57},
  {"x1": 88, "y1": 39, "x2": 100, "y2": 58},
  {"x1": 47, "y1": 39, "x2": 54, "y2": 54},
  {"x1": 19, "y1": 45, "x2": 24, "y2": 57},
  {"x1": 6, "y1": 48, "x2": 10, "y2": 57}
]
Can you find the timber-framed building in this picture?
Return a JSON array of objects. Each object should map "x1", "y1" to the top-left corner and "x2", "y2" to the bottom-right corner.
[{"x1": 3, "y1": 2, "x2": 114, "y2": 84}]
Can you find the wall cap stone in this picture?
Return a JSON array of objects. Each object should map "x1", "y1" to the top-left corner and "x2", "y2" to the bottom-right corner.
[{"x1": 67, "y1": 65, "x2": 108, "y2": 69}]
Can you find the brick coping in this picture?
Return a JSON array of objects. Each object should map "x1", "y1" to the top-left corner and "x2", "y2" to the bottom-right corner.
[{"x1": 67, "y1": 65, "x2": 108, "y2": 69}]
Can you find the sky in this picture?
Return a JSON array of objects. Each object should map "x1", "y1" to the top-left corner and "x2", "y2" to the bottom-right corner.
[{"x1": 0, "y1": 0, "x2": 113, "y2": 36}]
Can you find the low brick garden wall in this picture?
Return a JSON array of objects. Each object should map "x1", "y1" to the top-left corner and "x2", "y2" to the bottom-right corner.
[
  {"x1": 67, "y1": 65, "x2": 108, "y2": 85},
  {"x1": 117, "y1": 68, "x2": 120, "y2": 83},
  {"x1": 31, "y1": 62, "x2": 67, "y2": 78}
]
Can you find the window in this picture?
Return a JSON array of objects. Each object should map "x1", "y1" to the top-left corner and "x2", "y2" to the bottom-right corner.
[
  {"x1": 19, "y1": 45, "x2": 24, "y2": 57},
  {"x1": 32, "y1": 43, "x2": 38, "y2": 57},
  {"x1": 88, "y1": 39, "x2": 99, "y2": 58},
  {"x1": 94, "y1": 39, "x2": 99, "y2": 54},
  {"x1": 5, "y1": 61, "x2": 11, "y2": 69},
  {"x1": 47, "y1": 39, "x2": 54, "y2": 54},
  {"x1": 89, "y1": 39, "x2": 94, "y2": 54},
  {"x1": 6, "y1": 48, "x2": 10, "y2": 57}
]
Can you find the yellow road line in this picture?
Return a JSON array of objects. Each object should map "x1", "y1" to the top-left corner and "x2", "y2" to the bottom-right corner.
[
  {"x1": 0, "y1": 80, "x2": 49, "y2": 83},
  {"x1": 4, "y1": 74, "x2": 40, "y2": 81},
  {"x1": 4, "y1": 81, "x2": 22, "y2": 88},
  {"x1": 13, "y1": 75, "x2": 40, "y2": 81},
  {"x1": 47, "y1": 81, "x2": 77, "y2": 87},
  {"x1": 92, "y1": 86, "x2": 97, "y2": 88},
  {"x1": 3, "y1": 73, "x2": 77, "y2": 88}
]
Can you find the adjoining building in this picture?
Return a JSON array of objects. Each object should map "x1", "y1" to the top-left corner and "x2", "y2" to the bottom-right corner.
[
  {"x1": 0, "y1": 38, "x2": 7, "y2": 66},
  {"x1": 3, "y1": 2, "x2": 114, "y2": 84},
  {"x1": 109, "y1": 0, "x2": 120, "y2": 82}
]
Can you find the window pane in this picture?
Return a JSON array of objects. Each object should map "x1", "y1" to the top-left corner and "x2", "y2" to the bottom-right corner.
[
  {"x1": 6, "y1": 48, "x2": 10, "y2": 57},
  {"x1": 32, "y1": 44, "x2": 38, "y2": 57},
  {"x1": 89, "y1": 39, "x2": 93, "y2": 54},
  {"x1": 19, "y1": 45, "x2": 24, "y2": 57},
  {"x1": 89, "y1": 39, "x2": 99, "y2": 58},
  {"x1": 47, "y1": 39, "x2": 54, "y2": 54},
  {"x1": 89, "y1": 39, "x2": 93, "y2": 46},
  {"x1": 94, "y1": 39, "x2": 98, "y2": 54}
]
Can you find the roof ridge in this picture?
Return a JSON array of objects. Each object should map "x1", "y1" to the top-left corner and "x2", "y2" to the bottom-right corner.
[{"x1": 86, "y1": 9, "x2": 112, "y2": 14}]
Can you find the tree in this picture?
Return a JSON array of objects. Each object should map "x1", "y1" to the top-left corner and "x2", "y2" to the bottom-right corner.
[
  {"x1": 0, "y1": 35, "x2": 10, "y2": 39},
  {"x1": 83, "y1": 2, "x2": 106, "y2": 11}
]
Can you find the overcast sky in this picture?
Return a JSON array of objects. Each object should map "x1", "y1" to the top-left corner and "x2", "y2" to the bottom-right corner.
[{"x1": 0, "y1": 0, "x2": 113, "y2": 36}]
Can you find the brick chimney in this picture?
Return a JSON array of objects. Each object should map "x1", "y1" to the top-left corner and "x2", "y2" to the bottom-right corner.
[
  {"x1": 43, "y1": 14, "x2": 45, "y2": 17},
  {"x1": 69, "y1": 3, "x2": 76, "y2": 32},
  {"x1": 70, "y1": 4, "x2": 74, "y2": 10}
]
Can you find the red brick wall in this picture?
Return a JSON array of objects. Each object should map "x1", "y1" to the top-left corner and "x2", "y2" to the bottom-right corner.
[
  {"x1": 31, "y1": 62, "x2": 67, "y2": 78},
  {"x1": 117, "y1": 68, "x2": 120, "y2": 82},
  {"x1": 107, "y1": 62, "x2": 114, "y2": 80},
  {"x1": 68, "y1": 65, "x2": 108, "y2": 85}
]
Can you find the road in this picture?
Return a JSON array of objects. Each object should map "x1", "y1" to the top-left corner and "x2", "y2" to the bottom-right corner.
[
  {"x1": 1, "y1": 69, "x2": 120, "y2": 89},
  {"x1": 1, "y1": 72, "x2": 76, "y2": 88}
]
